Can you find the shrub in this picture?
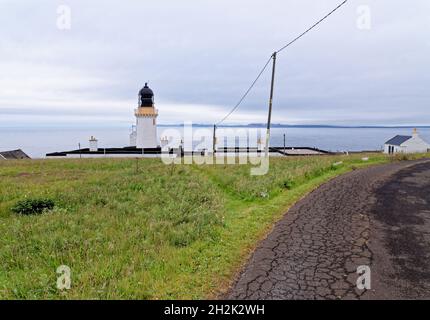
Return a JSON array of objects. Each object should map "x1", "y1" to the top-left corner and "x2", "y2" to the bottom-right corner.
[
  {"x1": 11, "y1": 198, "x2": 55, "y2": 215},
  {"x1": 394, "y1": 154, "x2": 410, "y2": 161},
  {"x1": 282, "y1": 179, "x2": 294, "y2": 190}
]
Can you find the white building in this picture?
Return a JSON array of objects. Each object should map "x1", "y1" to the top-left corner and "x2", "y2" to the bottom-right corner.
[
  {"x1": 89, "y1": 136, "x2": 98, "y2": 152},
  {"x1": 384, "y1": 129, "x2": 430, "y2": 154},
  {"x1": 130, "y1": 83, "x2": 159, "y2": 148},
  {"x1": 47, "y1": 83, "x2": 164, "y2": 158}
]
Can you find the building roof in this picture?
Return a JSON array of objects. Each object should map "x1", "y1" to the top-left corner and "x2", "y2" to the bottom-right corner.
[
  {"x1": 385, "y1": 135, "x2": 412, "y2": 146},
  {"x1": 139, "y1": 83, "x2": 153, "y2": 96},
  {"x1": 139, "y1": 83, "x2": 154, "y2": 107},
  {"x1": 0, "y1": 149, "x2": 31, "y2": 160},
  {"x1": 46, "y1": 146, "x2": 163, "y2": 157},
  {"x1": 46, "y1": 146, "x2": 332, "y2": 157}
]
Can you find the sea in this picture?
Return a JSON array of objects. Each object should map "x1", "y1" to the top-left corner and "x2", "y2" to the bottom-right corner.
[{"x1": 1, "y1": 126, "x2": 429, "y2": 159}]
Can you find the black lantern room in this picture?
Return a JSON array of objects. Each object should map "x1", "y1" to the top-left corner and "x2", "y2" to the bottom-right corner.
[{"x1": 139, "y1": 83, "x2": 154, "y2": 107}]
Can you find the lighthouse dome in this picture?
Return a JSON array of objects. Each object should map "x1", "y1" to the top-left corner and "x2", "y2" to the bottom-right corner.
[{"x1": 139, "y1": 83, "x2": 154, "y2": 107}]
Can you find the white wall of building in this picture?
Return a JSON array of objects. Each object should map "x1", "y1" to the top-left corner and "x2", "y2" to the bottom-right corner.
[
  {"x1": 384, "y1": 134, "x2": 430, "y2": 154},
  {"x1": 401, "y1": 135, "x2": 430, "y2": 153},
  {"x1": 136, "y1": 115, "x2": 158, "y2": 148},
  {"x1": 89, "y1": 137, "x2": 98, "y2": 152},
  {"x1": 384, "y1": 144, "x2": 403, "y2": 154},
  {"x1": 129, "y1": 130, "x2": 137, "y2": 147}
]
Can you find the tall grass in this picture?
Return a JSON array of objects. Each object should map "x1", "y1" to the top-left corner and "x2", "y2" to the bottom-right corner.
[{"x1": 0, "y1": 153, "x2": 428, "y2": 299}]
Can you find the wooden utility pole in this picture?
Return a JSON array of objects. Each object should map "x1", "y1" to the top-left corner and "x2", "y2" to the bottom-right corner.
[
  {"x1": 265, "y1": 52, "x2": 277, "y2": 158},
  {"x1": 283, "y1": 133, "x2": 286, "y2": 155},
  {"x1": 78, "y1": 143, "x2": 82, "y2": 159},
  {"x1": 212, "y1": 124, "x2": 217, "y2": 155}
]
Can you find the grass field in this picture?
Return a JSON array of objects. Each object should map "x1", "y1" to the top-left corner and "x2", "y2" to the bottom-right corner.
[{"x1": 0, "y1": 153, "x2": 428, "y2": 299}]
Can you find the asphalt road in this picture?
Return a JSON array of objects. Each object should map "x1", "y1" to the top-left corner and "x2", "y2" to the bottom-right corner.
[{"x1": 227, "y1": 160, "x2": 430, "y2": 300}]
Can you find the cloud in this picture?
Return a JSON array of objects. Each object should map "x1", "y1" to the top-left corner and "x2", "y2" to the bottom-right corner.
[{"x1": 1, "y1": 0, "x2": 429, "y2": 126}]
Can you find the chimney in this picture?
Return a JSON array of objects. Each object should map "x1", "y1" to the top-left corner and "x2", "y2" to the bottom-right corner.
[
  {"x1": 89, "y1": 136, "x2": 98, "y2": 152},
  {"x1": 160, "y1": 136, "x2": 169, "y2": 148},
  {"x1": 413, "y1": 128, "x2": 418, "y2": 138}
]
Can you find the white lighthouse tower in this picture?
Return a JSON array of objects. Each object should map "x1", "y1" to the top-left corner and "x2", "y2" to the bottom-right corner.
[{"x1": 133, "y1": 83, "x2": 159, "y2": 149}]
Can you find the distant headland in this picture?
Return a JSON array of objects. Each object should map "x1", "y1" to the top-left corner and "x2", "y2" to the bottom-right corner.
[{"x1": 158, "y1": 123, "x2": 430, "y2": 129}]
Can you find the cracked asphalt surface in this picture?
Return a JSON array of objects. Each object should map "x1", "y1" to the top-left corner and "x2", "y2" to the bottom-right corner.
[{"x1": 227, "y1": 160, "x2": 430, "y2": 300}]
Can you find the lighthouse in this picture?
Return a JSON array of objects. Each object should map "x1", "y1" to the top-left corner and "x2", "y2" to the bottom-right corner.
[{"x1": 133, "y1": 83, "x2": 159, "y2": 149}]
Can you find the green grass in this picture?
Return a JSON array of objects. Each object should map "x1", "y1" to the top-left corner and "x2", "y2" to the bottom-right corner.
[{"x1": 0, "y1": 152, "x2": 428, "y2": 299}]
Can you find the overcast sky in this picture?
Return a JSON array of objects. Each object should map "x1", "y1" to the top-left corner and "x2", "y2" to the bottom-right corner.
[{"x1": 1, "y1": 0, "x2": 429, "y2": 127}]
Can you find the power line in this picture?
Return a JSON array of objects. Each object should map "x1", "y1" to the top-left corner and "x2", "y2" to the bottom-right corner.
[
  {"x1": 276, "y1": 0, "x2": 348, "y2": 54},
  {"x1": 215, "y1": 0, "x2": 348, "y2": 126},
  {"x1": 216, "y1": 55, "x2": 272, "y2": 126}
]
